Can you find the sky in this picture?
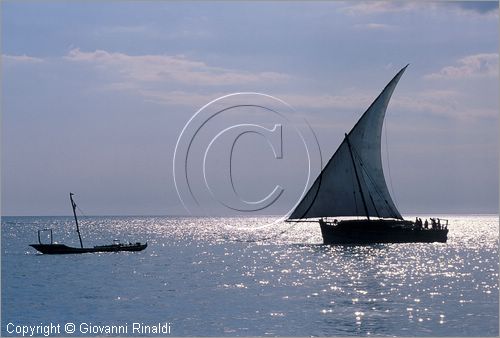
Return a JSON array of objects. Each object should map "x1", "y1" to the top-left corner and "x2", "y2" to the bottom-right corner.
[{"x1": 1, "y1": 1, "x2": 498, "y2": 216}]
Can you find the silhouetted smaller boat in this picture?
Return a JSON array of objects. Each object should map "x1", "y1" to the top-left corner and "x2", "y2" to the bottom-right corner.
[
  {"x1": 30, "y1": 193, "x2": 147, "y2": 254},
  {"x1": 30, "y1": 241, "x2": 147, "y2": 254}
]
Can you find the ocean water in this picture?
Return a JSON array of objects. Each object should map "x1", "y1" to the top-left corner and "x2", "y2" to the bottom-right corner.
[{"x1": 1, "y1": 215, "x2": 498, "y2": 336}]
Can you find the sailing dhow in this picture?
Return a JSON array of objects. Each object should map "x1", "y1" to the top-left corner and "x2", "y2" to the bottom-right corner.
[{"x1": 287, "y1": 65, "x2": 448, "y2": 244}]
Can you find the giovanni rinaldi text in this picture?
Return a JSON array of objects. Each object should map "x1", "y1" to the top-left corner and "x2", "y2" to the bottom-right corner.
[{"x1": 6, "y1": 322, "x2": 172, "y2": 336}]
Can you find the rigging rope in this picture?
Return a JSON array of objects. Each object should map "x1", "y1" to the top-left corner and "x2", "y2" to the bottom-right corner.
[
  {"x1": 351, "y1": 144, "x2": 399, "y2": 218},
  {"x1": 355, "y1": 155, "x2": 380, "y2": 217},
  {"x1": 222, "y1": 219, "x2": 303, "y2": 243},
  {"x1": 351, "y1": 160, "x2": 359, "y2": 218},
  {"x1": 76, "y1": 204, "x2": 87, "y2": 218}
]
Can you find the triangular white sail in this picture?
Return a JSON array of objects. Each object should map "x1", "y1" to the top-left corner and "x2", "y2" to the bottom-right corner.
[{"x1": 289, "y1": 66, "x2": 408, "y2": 220}]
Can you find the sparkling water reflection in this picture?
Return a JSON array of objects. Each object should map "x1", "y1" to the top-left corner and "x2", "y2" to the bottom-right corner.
[{"x1": 2, "y1": 215, "x2": 498, "y2": 336}]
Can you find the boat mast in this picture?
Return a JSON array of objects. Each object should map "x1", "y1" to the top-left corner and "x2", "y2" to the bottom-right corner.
[
  {"x1": 69, "y1": 193, "x2": 84, "y2": 248},
  {"x1": 345, "y1": 134, "x2": 370, "y2": 220}
]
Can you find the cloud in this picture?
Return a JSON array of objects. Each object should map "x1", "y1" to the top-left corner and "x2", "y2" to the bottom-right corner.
[
  {"x1": 340, "y1": 1, "x2": 497, "y2": 17},
  {"x1": 137, "y1": 90, "x2": 222, "y2": 107},
  {"x1": 452, "y1": 1, "x2": 498, "y2": 15},
  {"x1": 2, "y1": 54, "x2": 44, "y2": 64},
  {"x1": 425, "y1": 53, "x2": 498, "y2": 79},
  {"x1": 59, "y1": 49, "x2": 495, "y2": 121},
  {"x1": 353, "y1": 23, "x2": 394, "y2": 30},
  {"x1": 390, "y1": 90, "x2": 496, "y2": 120},
  {"x1": 340, "y1": 1, "x2": 419, "y2": 15},
  {"x1": 132, "y1": 88, "x2": 494, "y2": 121},
  {"x1": 279, "y1": 89, "x2": 496, "y2": 121},
  {"x1": 95, "y1": 25, "x2": 212, "y2": 40},
  {"x1": 278, "y1": 93, "x2": 373, "y2": 111},
  {"x1": 65, "y1": 48, "x2": 290, "y2": 86}
]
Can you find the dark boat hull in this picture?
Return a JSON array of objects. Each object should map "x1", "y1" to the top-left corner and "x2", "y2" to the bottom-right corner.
[
  {"x1": 319, "y1": 219, "x2": 448, "y2": 244},
  {"x1": 30, "y1": 243, "x2": 147, "y2": 254}
]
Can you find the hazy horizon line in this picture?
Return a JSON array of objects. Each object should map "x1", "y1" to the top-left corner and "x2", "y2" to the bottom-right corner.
[{"x1": 2, "y1": 213, "x2": 498, "y2": 218}]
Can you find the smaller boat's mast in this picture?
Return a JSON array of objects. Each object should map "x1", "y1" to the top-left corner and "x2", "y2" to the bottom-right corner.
[
  {"x1": 69, "y1": 193, "x2": 84, "y2": 248},
  {"x1": 345, "y1": 134, "x2": 370, "y2": 220}
]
